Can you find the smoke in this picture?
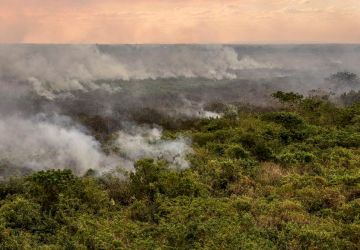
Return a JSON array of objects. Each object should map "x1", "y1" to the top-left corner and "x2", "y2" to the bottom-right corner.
[
  {"x1": 0, "y1": 45, "x2": 127, "y2": 99},
  {"x1": 0, "y1": 114, "x2": 116, "y2": 175},
  {"x1": 114, "y1": 125, "x2": 192, "y2": 169},
  {"x1": 1, "y1": 44, "x2": 360, "y2": 176},
  {"x1": 0, "y1": 114, "x2": 192, "y2": 175},
  {"x1": 1, "y1": 44, "x2": 359, "y2": 102},
  {"x1": 0, "y1": 44, "x2": 279, "y2": 99},
  {"x1": 108, "y1": 45, "x2": 279, "y2": 80},
  {"x1": 163, "y1": 97, "x2": 222, "y2": 119}
]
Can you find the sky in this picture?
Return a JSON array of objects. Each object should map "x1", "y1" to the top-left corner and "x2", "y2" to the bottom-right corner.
[{"x1": 0, "y1": 0, "x2": 359, "y2": 44}]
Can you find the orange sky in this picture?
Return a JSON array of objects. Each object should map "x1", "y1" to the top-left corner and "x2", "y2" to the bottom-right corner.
[{"x1": 0, "y1": 0, "x2": 359, "y2": 43}]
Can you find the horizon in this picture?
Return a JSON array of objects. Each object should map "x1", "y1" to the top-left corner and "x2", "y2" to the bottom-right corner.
[{"x1": 1, "y1": 43, "x2": 360, "y2": 46}]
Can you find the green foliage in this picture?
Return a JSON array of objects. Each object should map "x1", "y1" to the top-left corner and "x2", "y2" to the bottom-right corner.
[
  {"x1": 272, "y1": 91, "x2": 303, "y2": 104},
  {"x1": 2, "y1": 92, "x2": 360, "y2": 248},
  {"x1": 27, "y1": 169, "x2": 77, "y2": 209},
  {"x1": 225, "y1": 144, "x2": 250, "y2": 159},
  {"x1": 129, "y1": 159, "x2": 168, "y2": 201},
  {"x1": 0, "y1": 197, "x2": 41, "y2": 230},
  {"x1": 277, "y1": 149, "x2": 315, "y2": 166},
  {"x1": 263, "y1": 112, "x2": 305, "y2": 129}
]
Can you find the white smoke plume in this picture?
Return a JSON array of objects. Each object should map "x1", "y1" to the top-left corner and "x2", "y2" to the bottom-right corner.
[
  {"x1": 111, "y1": 45, "x2": 278, "y2": 80},
  {"x1": 0, "y1": 114, "x2": 118, "y2": 175},
  {"x1": 0, "y1": 45, "x2": 127, "y2": 99},
  {"x1": 0, "y1": 114, "x2": 192, "y2": 175},
  {"x1": 114, "y1": 125, "x2": 192, "y2": 169},
  {"x1": 165, "y1": 98, "x2": 222, "y2": 119},
  {"x1": 0, "y1": 45, "x2": 277, "y2": 99},
  {"x1": 1, "y1": 44, "x2": 359, "y2": 101}
]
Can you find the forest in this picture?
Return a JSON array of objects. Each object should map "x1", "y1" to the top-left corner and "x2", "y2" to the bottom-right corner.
[{"x1": 1, "y1": 90, "x2": 360, "y2": 249}]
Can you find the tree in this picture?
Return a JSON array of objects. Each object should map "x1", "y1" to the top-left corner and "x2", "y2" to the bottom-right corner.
[{"x1": 272, "y1": 91, "x2": 303, "y2": 105}]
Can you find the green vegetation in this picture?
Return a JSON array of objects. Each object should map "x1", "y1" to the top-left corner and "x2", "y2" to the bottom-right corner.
[{"x1": 1, "y1": 91, "x2": 360, "y2": 249}]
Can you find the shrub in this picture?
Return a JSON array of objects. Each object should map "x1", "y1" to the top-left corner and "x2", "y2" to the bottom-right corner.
[
  {"x1": 0, "y1": 196, "x2": 41, "y2": 231},
  {"x1": 27, "y1": 169, "x2": 78, "y2": 211},
  {"x1": 263, "y1": 112, "x2": 305, "y2": 129},
  {"x1": 225, "y1": 144, "x2": 250, "y2": 159},
  {"x1": 129, "y1": 159, "x2": 168, "y2": 201},
  {"x1": 277, "y1": 150, "x2": 315, "y2": 166},
  {"x1": 272, "y1": 91, "x2": 303, "y2": 104},
  {"x1": 253, "y1": 143, "x2": 274, "y2": 161},
  {"x1": 205, "y1": 142, "x2": 225, "y2": 156}
]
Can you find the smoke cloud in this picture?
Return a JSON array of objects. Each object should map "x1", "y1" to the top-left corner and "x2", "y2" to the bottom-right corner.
[
  {"x1": 115, "y1": 125, "x2": 192, "y2": 169},
  {"x1": 0, "y1": 44, "x2": 280, "y2": 99},
  {"x1": 1, "y1": 44, "x2": 360, "y2": 176},
  {"x1": 1, "y1": 44, "x2": 359, "y2": 101},
  {"x1": 0, "y1": 114, "x2": 113, "y2": 175},
  {"x1": 0, "y1": 115, "x2": 192, "y2": 175},
  {"x1": 0, "y1": 45, "x2": 127, "y2": 99}
]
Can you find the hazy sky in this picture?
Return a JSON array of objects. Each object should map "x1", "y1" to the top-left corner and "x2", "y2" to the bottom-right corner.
[{"x1": 0, "y1": 0, "x2": 359, "y2": 43}]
